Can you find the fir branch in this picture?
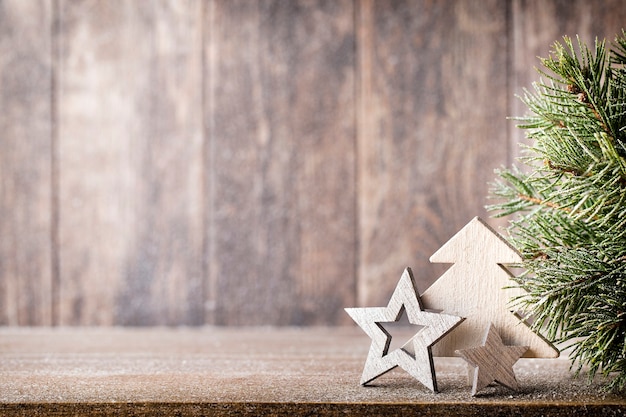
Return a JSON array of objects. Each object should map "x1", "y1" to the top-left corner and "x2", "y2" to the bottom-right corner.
[{"x1": 490, "y1": 33, "x2": 626, "y2": 392}]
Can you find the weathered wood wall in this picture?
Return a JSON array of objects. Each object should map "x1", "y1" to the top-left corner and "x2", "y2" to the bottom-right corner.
[{"x1": 1, "y1": 0, "x2": 625, "y2": 326}]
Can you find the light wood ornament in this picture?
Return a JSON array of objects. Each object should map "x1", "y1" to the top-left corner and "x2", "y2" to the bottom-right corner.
[
  {"x1": 345, "y1": 267, "x2": 464, "y2": 392},
  {"x1": 420, "y1": 217, "x2": 559, "y2": 358},
  {"x1": 456, "y1": 323, "x2": 528, "y2": 396}
]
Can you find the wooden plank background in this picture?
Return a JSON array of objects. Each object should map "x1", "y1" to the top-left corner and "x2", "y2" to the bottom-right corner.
[
  {"x1": 0, "y1": 0, "x2": 53, "y2": 325},
  {"x1": 1, "y1": 0, "x2": 625, "y2": 326}
]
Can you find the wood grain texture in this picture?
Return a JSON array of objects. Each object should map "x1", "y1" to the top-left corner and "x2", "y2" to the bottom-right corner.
[
  {"x1": 509, "y1": 0, "x2": 626, "y2": 154},
  {"x1": 0, "y1": 327, "x2": 624, "y2": 416},
  {"x1": 345, "y1": 267, "x2": 464, "y2": 392},
  {"x1": 206, "y1": 0, "x2": 357, "y2": 325},
  {"x1": 357, "y1": 0, "x2": 510, "y2": 309},
  {"x1": 2, "y1": 1, "x2": 626, "y2": 326},
  {"x1": 56, "y1": 1, "x2": 204, "y2": 325},
  {"x1": 456, "y1": 323, "x2": 528, "y2": 396},
  {"x1": 0, "y1": 1, "x2": 53, "y2": 325},
  {"x1": 422, "y1": 217, "x2": 559, "y2": 358}
]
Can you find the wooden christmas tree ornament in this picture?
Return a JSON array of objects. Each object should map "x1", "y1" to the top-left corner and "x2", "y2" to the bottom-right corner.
[
  {"x1": 420, "y1": 217, "x2": 559, "y2": 358},
  {"x1": 456, "y1": 323, "x2": 529, "y2": 396},
  {"x1": 345, "y1": 267, "x2": 464, "y2": 392}
]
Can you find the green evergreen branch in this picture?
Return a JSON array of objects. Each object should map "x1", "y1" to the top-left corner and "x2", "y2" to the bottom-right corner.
[{"x1": 489, "y1": 33, "x2": 626, "y2": 392}]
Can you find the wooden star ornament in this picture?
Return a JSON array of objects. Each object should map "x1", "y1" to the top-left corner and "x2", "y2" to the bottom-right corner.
[
  {"x1": 456, "y1": 323, "x2": 528, "y2": 396},
  {"x1": 345, "y1": 267, "x2": 464, "y2": 392}
]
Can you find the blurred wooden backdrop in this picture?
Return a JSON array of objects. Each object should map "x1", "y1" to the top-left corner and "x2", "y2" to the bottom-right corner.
[{"x1": 1, "y1": 0, "x2": 625, "y2": 326}]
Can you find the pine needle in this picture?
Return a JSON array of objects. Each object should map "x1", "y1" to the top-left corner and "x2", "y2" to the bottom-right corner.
[{"x1": 489, "y1": 33, "x2": 626, "y2": 392}]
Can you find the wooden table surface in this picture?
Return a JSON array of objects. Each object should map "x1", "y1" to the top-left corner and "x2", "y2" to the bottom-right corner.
[{"x1": 0, "y1": 327, "x2": 624, "y2": 416}]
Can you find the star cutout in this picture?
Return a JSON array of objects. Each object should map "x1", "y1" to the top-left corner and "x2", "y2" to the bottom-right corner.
[
  {"x1": 456, "y1": 323, "x2": 529, "y2": 396},
  {"x1": 345, "y1": 267, "x2": 464, "y2": 392}
]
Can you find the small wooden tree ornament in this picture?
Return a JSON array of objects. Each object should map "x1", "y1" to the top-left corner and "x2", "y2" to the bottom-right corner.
[
  {"x1": 345, "y1": 267, "x2": 464, "y2": 393},
  {"x1": 456, "y1": 323, "x2": 529, "y2": 396},
  {"x1": 420, "y1": 217, "x2": 559, "y2": 358}
]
